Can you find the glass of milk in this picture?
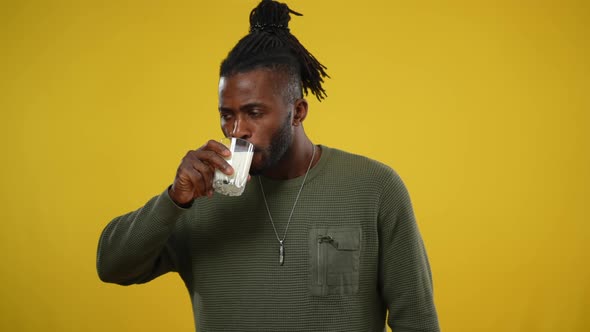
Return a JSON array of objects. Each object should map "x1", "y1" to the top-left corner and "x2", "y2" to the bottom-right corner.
[{"x1": 212, "y1": 137, "x2": 254, "y2": 196}]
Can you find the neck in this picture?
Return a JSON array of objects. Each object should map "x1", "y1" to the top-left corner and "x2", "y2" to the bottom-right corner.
[{"x1": 261, "y1": 132, "x2": 320, "y2": 180}]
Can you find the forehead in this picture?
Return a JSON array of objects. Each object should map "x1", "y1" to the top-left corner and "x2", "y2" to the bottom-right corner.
[{"x1": 218, "y1": 69, "x2": 284, "y2": 106}]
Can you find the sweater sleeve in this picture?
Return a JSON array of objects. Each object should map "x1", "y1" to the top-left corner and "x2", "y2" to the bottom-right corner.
[
  {"x1": 378, "y1": 170, "x2": 440, "y2": 332},
  {"x1": 96, "y1": 188, "x2": 189, "y2": 285}
]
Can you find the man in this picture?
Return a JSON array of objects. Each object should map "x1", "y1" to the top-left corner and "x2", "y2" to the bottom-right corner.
[{"x1": 97, "y1": 0, "x2": 440, "y2": 331}]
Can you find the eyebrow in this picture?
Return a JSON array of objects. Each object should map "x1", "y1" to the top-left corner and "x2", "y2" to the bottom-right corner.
[{"x1": 219, "y1": 102, "x2": 266, "y2": 112}]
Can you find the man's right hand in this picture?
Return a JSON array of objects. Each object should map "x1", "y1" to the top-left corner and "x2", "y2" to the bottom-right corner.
[{"x1": 168, "y1": 140, "x2": 233, "y2": 206}]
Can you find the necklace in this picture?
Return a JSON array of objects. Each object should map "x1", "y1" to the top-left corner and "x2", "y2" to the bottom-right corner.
[{"x1": 258, "y1": 142, "x2": 316, "y2": 266}]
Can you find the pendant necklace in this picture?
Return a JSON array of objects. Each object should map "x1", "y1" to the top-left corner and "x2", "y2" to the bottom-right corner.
[{"x1": 258, "y1": 142, "x2": 316, "y2": 266}]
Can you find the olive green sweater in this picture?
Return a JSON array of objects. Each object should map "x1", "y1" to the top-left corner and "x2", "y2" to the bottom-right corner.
[{"x1": 97, "y1": 146, "x2": 439, "y2": 332}]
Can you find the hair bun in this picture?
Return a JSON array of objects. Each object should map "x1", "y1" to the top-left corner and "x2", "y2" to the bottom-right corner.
[{"x1": 249, "y1": 0, "x2": 302, "y2": 33}]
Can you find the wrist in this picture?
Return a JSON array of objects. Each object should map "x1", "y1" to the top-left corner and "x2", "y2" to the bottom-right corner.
[{"x1": 167, "y1": 186, "x2": 194, "y2": 209}]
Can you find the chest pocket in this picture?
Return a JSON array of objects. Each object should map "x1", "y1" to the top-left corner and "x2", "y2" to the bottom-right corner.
[{"x1": 309, "y1": 227, "x2": 361, "y2": 296}]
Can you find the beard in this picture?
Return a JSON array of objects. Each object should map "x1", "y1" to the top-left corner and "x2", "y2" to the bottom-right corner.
[{"x1": 249, "y1": 112, "x2": 293, "y2": 175}]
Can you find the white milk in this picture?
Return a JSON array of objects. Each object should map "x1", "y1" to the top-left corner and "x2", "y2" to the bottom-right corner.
[{"x1": 213, "y1": 150, "x2": 254, "y2": 196}]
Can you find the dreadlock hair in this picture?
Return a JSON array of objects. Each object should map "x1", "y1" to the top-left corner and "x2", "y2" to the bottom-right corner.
[{"x1": 219, "y1": 0, "x2": 329, "y2": 102}]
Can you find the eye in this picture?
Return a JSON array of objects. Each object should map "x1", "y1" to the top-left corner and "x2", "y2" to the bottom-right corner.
[
  {"x1": 248, "y1": 109, "x2": 263, "y2": 118},
  {"x1": 220, "y1": 111, "x2": 233, "y2": 120}
]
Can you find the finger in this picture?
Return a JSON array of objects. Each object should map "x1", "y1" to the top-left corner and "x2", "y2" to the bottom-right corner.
[
  {"x1": 172, "y1": 170, "x2": 198, "y2": 202},
  {"x1": 194, "y1": 150, "x2": 234, "y2": 175},
  {"x1": 204, "y1": 139, "x2": 231, "y2": 157},
  {"x1": 183, "y1": 155, "x2": 213, "y2": 196},
  {"x1": 191, "y1": 159, "x2": 215, "y2": 195},
  {"x1": 179, "y1": 160, "x2": 207, "y2": 199},
  {"x1": 189, "y1": 169, "x2": 208, "y2": 199},
  {"x1": 183, "y1": 152, "x2": 214, "y2": 197}
]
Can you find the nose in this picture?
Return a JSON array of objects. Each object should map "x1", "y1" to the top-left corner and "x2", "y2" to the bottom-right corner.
[{"x1": 228, "y1": 116, "x2": 251, "y2": 140}]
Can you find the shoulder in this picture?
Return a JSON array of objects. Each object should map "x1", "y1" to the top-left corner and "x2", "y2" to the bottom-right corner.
[
  {"x1": 318, "y1": 145, "x2": 412, "y2": 211},
  {"x1": 321, "y1": 146, "x2": 402, "y2": 183}
]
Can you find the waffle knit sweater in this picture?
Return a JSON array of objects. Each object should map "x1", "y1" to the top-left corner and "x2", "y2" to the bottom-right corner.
[{"x1": 97, "y1": 146, "x2": 440, "y2": 332}]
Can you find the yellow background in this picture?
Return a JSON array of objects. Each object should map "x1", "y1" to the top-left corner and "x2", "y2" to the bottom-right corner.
[{"x1": 1, "y1": 0, "x2": 588, "y2": 331}]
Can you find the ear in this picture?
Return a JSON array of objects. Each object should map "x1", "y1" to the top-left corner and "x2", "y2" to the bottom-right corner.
[{"x1": 292, "y1": 99, "x2": 309, "y2": 126}]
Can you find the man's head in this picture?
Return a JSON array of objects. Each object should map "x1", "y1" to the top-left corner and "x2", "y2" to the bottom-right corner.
[{"x1": 218, "y1": 0, "x2": 329, "y2": 174}]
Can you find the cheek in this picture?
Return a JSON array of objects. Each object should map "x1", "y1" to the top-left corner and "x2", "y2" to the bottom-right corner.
[
  {"x1": 255, "y1": 116, "x2": 285, "y2": 140},
  {"x1": 248, "y1": 123, "x2": 271, "y2": 146}
]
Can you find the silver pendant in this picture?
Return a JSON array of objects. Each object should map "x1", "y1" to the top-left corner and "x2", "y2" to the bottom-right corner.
[{"x1": 279, "y1": 240, "x2": 284, "y2": 266}]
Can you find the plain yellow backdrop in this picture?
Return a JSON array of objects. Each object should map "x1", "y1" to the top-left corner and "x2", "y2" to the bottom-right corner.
[{"x1": 1, "y1": 0, "x2": 588, "y2": 331}]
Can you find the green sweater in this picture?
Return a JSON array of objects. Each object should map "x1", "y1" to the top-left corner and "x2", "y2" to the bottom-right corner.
[{"x1": 97, "y1": 146, "x2": 439, "y2": 332}]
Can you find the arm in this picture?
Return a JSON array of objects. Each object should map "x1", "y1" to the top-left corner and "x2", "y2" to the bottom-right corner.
[
  {"x1": 96, "y1": 140, "x2": 233, "y2": 285},
  {"x1": 96, "y1": 189, "x2": 188, "y2": 285},
  {"x1": 378, "y1": 170, "x2": 440, "y2": 332}
]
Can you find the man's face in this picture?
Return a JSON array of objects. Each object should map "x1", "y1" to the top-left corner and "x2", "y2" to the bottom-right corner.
[{"x1": 218, "y1": 69, "x2": 294, "y2": 175}]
